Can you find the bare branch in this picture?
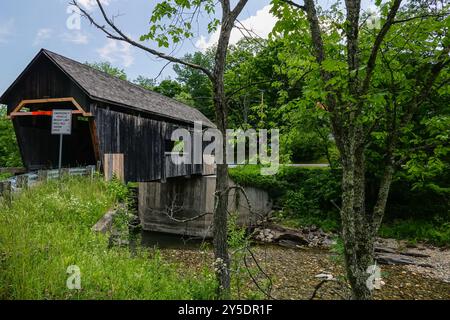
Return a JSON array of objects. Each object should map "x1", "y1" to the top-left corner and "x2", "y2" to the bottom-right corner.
[
  {"x1": 230, "y1": 0, "x2": 250, "y2": 21},
  {"x1": 161, "y1": 194, "x2": 212, "y2": 223},
  {"x1": 281, "y1": 0, "x2": 307, "y2": 11},
  {"x1": 392, "y1": 11, "x2": 450, "y2": 24},
  {"x1": 360, "y1": 0, "x2": 402, "y2": 95},
  {"x1": 71, "y1": 0, "x2": 214, "y2": 80}
]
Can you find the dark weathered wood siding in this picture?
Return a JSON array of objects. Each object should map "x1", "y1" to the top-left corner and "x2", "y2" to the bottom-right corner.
[
  {"x1": 94, "y1": 106, "x2": 203, "y2": 182},
  {"x1": 13, "y1": 116, "x2": 96, "y2": 170},
  {"x1": 4, "y1": 55, "x2": 89, "y2": 114},
  {"x1": 2, "y1": 52, "x2": 208, "y2": 182}
]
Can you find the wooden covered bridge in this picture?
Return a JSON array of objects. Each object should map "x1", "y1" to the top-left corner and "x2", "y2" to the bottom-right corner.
[
  {"x1": 0, "y1": 49, "x2": 271, "y2": 237},
  {"x1": 0, "y1": 49, "x2": 215, "y2": 182}
]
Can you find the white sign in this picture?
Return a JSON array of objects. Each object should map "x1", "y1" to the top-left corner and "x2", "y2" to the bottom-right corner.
[{"x1": 51, "y1": 110, "x2": 72, "y2": 135}]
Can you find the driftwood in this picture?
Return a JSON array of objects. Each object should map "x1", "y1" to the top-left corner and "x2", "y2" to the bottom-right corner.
[
  {"x1": 376, "y1": 253, "x2": 434, "y2": 268},
  {"x1": 375, "y1": 246, "x2": 430, "y2": 258},
  {"x1": 375, "y1": 246, "x2": 433, "y2": 267}
]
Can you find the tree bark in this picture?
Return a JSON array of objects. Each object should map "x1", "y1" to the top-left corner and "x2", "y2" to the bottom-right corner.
[
  {"x1": 211, "y1": 0, "x2": 248, "y2": 297},
  {"x1": 339, "y1": 144, "x2": 375, "y2": 300}
]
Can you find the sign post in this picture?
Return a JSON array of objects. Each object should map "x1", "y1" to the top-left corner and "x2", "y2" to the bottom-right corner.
[{"x1": 51, "y1": 110, "x2": 72, "y2": 178}]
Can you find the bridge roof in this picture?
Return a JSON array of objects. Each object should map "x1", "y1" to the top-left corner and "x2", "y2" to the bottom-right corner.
[{"x1": 1, "y1": 49, "x2": 216, "y2": 128}]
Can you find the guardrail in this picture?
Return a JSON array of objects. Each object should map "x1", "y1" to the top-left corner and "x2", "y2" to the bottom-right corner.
[{"x1": 0, "y1": 166, "x2": 96, "y2": 204}]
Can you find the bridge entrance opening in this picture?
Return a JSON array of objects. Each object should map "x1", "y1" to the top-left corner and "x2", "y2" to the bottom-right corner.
[{"x1": 10, "y1": 98, "x2": 98, "y2": 171}]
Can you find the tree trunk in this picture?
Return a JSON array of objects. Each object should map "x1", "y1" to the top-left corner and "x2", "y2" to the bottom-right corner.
[
  {"x1": 211, "y1": 10, "x2": 234, "y2": 298},
  {"x1": 340, "y1": 145, "x2": 375, "y2": 300},
  {"x1": 212, "y1": 69, "x2": 231, "y2": 298}
]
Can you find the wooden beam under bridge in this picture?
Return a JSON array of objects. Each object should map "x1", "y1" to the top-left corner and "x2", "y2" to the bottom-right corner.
[{"x1": 8, "y1": 97, "x2": 92, "y2": 118}]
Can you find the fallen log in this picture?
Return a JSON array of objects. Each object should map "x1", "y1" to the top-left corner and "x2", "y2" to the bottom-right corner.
[
  {"x1": 375, "y1": 246, "x2": 430, "y2": 258},
  {"x1": 376, "y1": 253, "x2": 434, "y2": 268}
]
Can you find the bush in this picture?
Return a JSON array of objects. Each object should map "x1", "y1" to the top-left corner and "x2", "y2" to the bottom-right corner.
[
  {"x1": 0, "y1": 105, "x2": 22, "y2": 168},
  {"x1": 230, "y1": 165, "x2": 450, "y2": 244},
  {"x1": 229, "y1": 165, "x2": 288, "y2": 199},
  {"x1": 0, "y1": 176, "x2": 216, "y2": 300},
  {"x1": 229, "y1": 165, "x2": 341, "y2": 231},
  {"x1": 380, "y1": 219, "x2": 450, "y2": 246},
  {"x1": 287, "y1": 131, "x2": 324, "y2": 162}
]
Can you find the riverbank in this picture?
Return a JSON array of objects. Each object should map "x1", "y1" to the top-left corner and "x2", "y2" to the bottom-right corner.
[{"x1": 158, "y1": 244, "x2": 450, "y2": 300}]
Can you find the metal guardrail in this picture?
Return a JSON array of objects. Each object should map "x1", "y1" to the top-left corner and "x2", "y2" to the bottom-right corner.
[{"x1": 0, "y1": 166, "x2": 96, "y2": 203}]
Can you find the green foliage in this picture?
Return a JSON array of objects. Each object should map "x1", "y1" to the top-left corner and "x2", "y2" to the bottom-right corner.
[
  {"x1": 153, "y1": 79, "x2": 184, "y2": 98},
  {"x1": 106, "y1": 177, "x2": 130, "y2": 203},
  {"x1": 229, "y1": 165, "x2": 341, "y2": 232},
  {"x1": 0, "y1": 177, "x2": 216, "y2": 299},
  {"x1": 380, "y1": 219, "x2": 450, "y2": 247},
  {"x1": 230, "y1": 165, "x2": 450, "y2": 243},
  {"x1": 141, "y1": 0, "x2": 218, "y2": 47},
  {"x1": 227, "y1": 214, "x2": 265, "y2": 300},
  {"x1": 173, "y1": 51, "x2": 214, "y2": 118},
  {"x1": 0, "y1": 173, "x2": 12, "y2": 180},
  {"x1": 85, "y1": 62, "x2": 128, "y2": 80},
  {"x1": 227, "y1": 214, "x2": 250, "y2": 250},
  {"x1": 229, "y1": 165, "x2": 287, "y2": 198},
  {"x1": 133, "y1": 76, "x2": 156, "y2": 91},
  {"x1": 0, "y1": 105, "x2": 22, "y2": 168}
]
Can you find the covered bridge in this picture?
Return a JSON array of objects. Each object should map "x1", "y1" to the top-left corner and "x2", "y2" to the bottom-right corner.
[{"x1": 0, "y1": 49, "x2": 215, "y2": 182}]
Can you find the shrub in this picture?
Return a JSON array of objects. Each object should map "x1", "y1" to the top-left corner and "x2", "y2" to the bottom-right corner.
[
  {"x1": 229, "y1": 165, "x2": 341, "y2": 231},
  {"x1": 380, "y1": 219, "x2": 450, "y2": 246}
]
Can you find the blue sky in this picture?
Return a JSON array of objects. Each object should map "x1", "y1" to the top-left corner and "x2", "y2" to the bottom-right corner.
[
  {"x1": 0, "y1": 0, "x2": 275, "y2": 94},
  {"x1": 0, "y1": 0, "x2": 375, "y2": 95}
]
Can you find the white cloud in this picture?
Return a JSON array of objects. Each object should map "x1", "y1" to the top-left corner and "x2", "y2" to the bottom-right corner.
[
  {"x1": 97, "y1": 39, "x2": 134, "y2": 67},
  {"x1": 34, "y1": 28, "x2": 53, "y2": 46},
  {"x1": 0, "y1": 19, "x2": 15, "y2": 44},
  {"x1": 76, "y1": 0, "x2": 110, "y2": 11},
  {"x1": 195, "y1": 5, "x2": 277, "y2": 51},
  {"x1": 61, "y1": 31, "x2": 89, "y2": 45}
]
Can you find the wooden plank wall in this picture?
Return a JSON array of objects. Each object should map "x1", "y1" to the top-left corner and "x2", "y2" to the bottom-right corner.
[
  {"x1": 13, "y1": 116, "x2": 96, "y2": 171},
  {"x1": 94, "y1": 106, "x2": 164, "y2": 182},
  {"x1": 94, "y1": 106, "x2": 205, "y2": 182},
  {"x1": 104, "y1": 153, "x2": 124, "y2": 182},
  {"x1": 3, "y1": 55, "x2": 89, "y2": 115}
]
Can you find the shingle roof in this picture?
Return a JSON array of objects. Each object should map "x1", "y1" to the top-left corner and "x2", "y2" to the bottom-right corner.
[{"x1": 3, "y1": 49, "x2": 216, "y2": 127}]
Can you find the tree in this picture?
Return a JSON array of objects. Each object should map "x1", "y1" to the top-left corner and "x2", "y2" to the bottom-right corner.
[
  {"x1": 85, "y1": 61, "x2": 128, "y2": 80},
  {"x1": 73, "y1": 0, "x2": 250, "y2": 297},
  {"x1": 272, "y1": 0, "x2": 449, "y2": 299},
  {"x1": 133, "y1": 76, "x2": 156, "y2": 91},
  {"x1": 153, "y1": 79, "x2": 183, "y2": 98},
  {"x1": 174, "y1": 51, "x2": 215, "y2": 119},
  {"x1": 0, "y1": 105, "x2": 22, "y2": 168}
]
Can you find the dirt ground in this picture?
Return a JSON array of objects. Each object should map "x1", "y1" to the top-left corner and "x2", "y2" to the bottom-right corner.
[{"x1": 158, "y1": 245, "x2": 450, "y2": 300}]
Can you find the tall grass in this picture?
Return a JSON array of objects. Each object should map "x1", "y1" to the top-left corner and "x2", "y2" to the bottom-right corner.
[{"x1": 0, "y1": 177, "x2": 216, "y2": 300}]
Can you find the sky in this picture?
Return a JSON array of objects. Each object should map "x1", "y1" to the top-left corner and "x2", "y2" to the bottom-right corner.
[
  {"x1": 0, "y1": 0, "x2": 375, "y2": 95},
  {"x1": 0, "y1": 0, "x2": 279, "y2": 94}
]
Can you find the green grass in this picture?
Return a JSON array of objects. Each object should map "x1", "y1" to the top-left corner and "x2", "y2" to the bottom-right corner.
[
  {"x1": 0, "y1": 176, "x2": 216, "y2": 300},
  {"x1": 0, "y1": 172, "x2": 12, "y2": 181}
]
